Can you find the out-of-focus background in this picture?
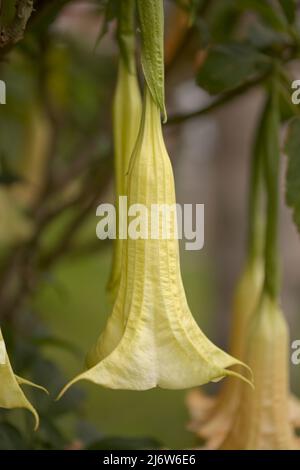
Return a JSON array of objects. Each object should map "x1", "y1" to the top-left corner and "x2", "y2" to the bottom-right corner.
[{"x1": 0, "y1": 0, "x2": 299, "y2": 450}]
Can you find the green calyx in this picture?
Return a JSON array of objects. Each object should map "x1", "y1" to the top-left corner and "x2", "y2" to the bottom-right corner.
[{"x1": 137, "y1": 0, "x2": 167, "y2": 122}]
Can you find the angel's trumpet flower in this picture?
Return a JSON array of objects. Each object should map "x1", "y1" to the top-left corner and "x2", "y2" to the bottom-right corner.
[
  {"x1": 221, "y1": 294, "x2": 299, "y2": 450},
  {"x1": 187, "y1": 255, "x2": 264, "y2": 449},
  {"x1": 58, "y1": 87, "x2": 251, "y2": 396},
  {"x1": 0, "y1": 329, "x2": 46, "y2": 430},
  {"x1": 107, "y1": 57, "x2": 142, "y2": 302}
]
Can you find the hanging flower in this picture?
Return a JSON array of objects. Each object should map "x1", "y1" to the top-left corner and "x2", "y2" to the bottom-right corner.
[
  {"x1": 106, "y1": 58, "x2": 142, "y2": 302},
  {"x1": 186, "y1": 90, "x2": 300, "y2": 448},
  {"x1": 58, "y1": 87, "x2": 251, "y2": 396},
  {"x1": 187, "y1": 255, "x2": 264, "y2": 449},
  {"x1": 0, "y1": 329, "x2": 46, "y2": 430},
  {"x1": 221, "y1": 294, "x2": 299, "y2": 450}
]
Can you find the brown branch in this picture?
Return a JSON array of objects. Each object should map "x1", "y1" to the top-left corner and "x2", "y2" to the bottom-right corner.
[
  {"x1": 0, "y1": 156, "x2": 112, "y2": 321},
  {"x1": 166, "y1": 71, "x2": 271, "y2": 125},
  {"x1": 0, "y1": 0, "x2": 34, "y2": 49}
]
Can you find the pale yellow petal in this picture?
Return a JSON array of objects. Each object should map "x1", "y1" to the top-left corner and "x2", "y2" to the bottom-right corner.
[
  {"x1": 0, "y1": 330, "x2": 45, "y2": 430},
  {"x1": 59, "y1": 87, "x2": 251, "y2": 396}
]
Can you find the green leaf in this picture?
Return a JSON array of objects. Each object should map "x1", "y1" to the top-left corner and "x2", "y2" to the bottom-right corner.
[
  {"x1": 137, "y1": 0, "x2": 166, "y2": 120},
  {"x1": 235, "y1": 0, "x2": 287, "y2": 32},
  {"x1": 246, "y1": 21, "x2": 288, "y2": 50},
  {"x1": 196, "y1": 43, "x2": 271, "y2": 95},
  {"x1": 278, "y1": 0, "x2": 296, "y2": 24},
  {"x1": 208, "y1": 0, "x2": 242, "y2": 42},
  {"x1": 30, "y1": 0, "x2": 73, "y2": 34},
  {"x1": 285, "y1": 116, "x2": 300, "y2": 233},
  {"x1": 87, "y1": 436, "x2": 162, "y2": 450}
]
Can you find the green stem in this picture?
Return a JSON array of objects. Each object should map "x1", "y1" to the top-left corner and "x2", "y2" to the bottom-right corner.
[
  {"x1": 263, "y1": 76, "x2": 281, "y2": 300},
  {"x1": 247, "y1": 104, "x2": 266, "y2": 262},
  {"x1": 117, "y1": 0, "x2": 136, "y2": 73}
]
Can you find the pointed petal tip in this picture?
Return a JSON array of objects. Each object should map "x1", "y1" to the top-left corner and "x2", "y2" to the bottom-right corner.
[
  {"x1": 224, "y1": 365, "x2": 254, "y2": 389},
  {"x1": 33, "y1": 410, "x2": 39, "y2": 432},
  {"x1": 24, "y1": 403, "x2": 39, "y2": 431},
  {"x1": 213, "y1": 356, "x2": 253, "y2": 389},
  {"x1": 56, "y1": 373, "x2": 86, "y2": 400},
  {"x1": 16, "y1": 375, "x2": 49, "y2": 395}
]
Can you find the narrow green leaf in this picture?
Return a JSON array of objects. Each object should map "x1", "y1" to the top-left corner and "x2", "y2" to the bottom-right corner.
[
  {"x1": 285, "y1": 116, "x2": 300, "y2": 233},
  {"x1": 137, "y1": 0, "x2": 166, "y2": 121},
  {"x1": 278, "y1": 0, "x2": 296, "y2": 24},
  {"x1": 235, "y1": 0, "x2": 287, "y2": 32}
]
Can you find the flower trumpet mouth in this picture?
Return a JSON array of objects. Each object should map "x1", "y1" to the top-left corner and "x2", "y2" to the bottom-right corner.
[
  {"x1": 58, "y1": 87, "x2": 252, "y2": 397},
  {"x1": 0, "y1": 331, "x2": 48, "y2": 430}
]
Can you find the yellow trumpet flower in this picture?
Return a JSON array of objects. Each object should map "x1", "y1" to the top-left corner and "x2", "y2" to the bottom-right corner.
[
  {"x1": 59, "y1": 87, "x2": 251, "y2": 396},
  {"x1": 0, "y1": 329, "x2": 46, "y2": 430},
  {"x1": 187, "y1": 255, "x2": 264, "y2": 449},
  {"x1": 187, "y1": 89, "x2": 300, "y2": 449},
  {"x1": 107, "y1": 57, "x2": 142, "y2": 302},
  {"x1": 221, "y1": 294, "x2": 299, "y2": 450}
]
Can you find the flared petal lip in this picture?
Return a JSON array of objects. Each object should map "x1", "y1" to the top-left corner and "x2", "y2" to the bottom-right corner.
[{"x1": 57, "y1": 357, "x2": 253, "y2": 399}]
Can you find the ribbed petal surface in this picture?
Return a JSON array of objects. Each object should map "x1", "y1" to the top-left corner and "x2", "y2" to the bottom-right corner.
[{"x1": 59, "y1": 88, "x2": 251, "y2": 395}]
